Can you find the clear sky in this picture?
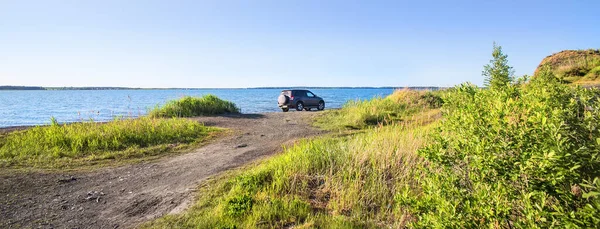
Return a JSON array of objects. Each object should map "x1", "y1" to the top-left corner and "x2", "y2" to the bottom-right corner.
[{"x1": 1, "y1": 0, "x2": 599, "y2": 88}]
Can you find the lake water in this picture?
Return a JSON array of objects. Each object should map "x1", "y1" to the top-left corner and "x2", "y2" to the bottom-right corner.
[{"x1": 0, "y1": 88, "x2": 395, "y2": 127}]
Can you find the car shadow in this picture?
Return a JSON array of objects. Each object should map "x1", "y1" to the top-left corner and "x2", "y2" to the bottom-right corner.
[{"x1": 219, "y1": 113, "x2": 266, "y2": 119}]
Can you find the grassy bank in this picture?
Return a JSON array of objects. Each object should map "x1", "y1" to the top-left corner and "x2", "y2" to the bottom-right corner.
[
  {"x1": 0, "y1": 117, "x2": 219, "y2": 169},
  {"x1": 149, "y1": 95, "x2": 240, "y2": 118},
  {"x1": 145, "y1": 120, "x2": 435, "y2": 228},
  {"x1": 144, "y1": 90, "x2": 439, "y2": 228},
  {"x1": 314, "y1": 89, "x2": 443, "y2": 130}
]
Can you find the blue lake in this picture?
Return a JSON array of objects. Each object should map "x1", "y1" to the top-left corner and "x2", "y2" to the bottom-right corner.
[{"x1": 0, "y1": 88, "x2": 395, "y2": 127}]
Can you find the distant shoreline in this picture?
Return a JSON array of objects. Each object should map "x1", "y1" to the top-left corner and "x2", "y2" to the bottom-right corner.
[{"x1": 0, "y1": 86, "x2": 446, "y2": 91}]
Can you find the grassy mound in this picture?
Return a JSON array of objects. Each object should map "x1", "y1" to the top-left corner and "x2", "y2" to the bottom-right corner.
[
  {"x1": 534, "y1": 49, "x2": 600, "y2": 85},
  {"x1": 149, "y1": 95, "x2": 240, "y2": 118},
  {"x1": 314, "y1": 89, "x2": 443, "y2": 130},
  {"x1": 0, "y1": 117, "x2": 218, "y2": 168}
]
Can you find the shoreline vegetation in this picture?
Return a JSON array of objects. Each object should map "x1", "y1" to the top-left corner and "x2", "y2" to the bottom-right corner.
[
  {"x1": 0, "y1": 95, "x2": 242, "y2": 169},
  {"x1": 144, "y1": 46, "x2": 600, "y2": 228},
  {"x1": 0, "y1": 117, "x2": 220, "y2": 169},
  {"x1": 149, "y1": 95, "x2": 240, "y2": 118}
]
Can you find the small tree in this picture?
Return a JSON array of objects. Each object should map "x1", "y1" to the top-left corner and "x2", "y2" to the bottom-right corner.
[{"x1": 483, "y1": 42, "x2": 514, "y2": 89}]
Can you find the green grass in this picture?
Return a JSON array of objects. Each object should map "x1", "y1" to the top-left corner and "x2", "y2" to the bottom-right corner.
[
  {"x1": 0, "y1": 117, "x2": 219, "y2": 169},
  {"x1": 144, "y1": 90, "x2": 438, "y2": 228},
  {"x1": 143, "y1": 121, "x2": 435, "y2": 228},
  {"x1": 580, "y1": 65, "x2": 600, "y2": 83},
  {"x1": 149, "y1": 95, "x2": 240, "y2": 118},
  {"x1": 314, "y1": 89, "x2": 443, "y2": 131}
]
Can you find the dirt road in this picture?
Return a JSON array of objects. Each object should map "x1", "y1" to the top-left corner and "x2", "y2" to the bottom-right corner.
[{"x1": 0, "y1": 112, "x2": 324, "y2": 228}]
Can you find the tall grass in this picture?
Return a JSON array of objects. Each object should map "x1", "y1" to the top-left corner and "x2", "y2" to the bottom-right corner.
[
  {"x1": 144, "y1": 90, "x2": 437, "y2": 228},
  {"x1": 0, "y1": 117, "x2": 218, "y2": 168},
  {"x1": 149, "y1": 95, "x2": 240, "y2": 118},
  {"x1": 144, "y1": 120, "x2": 435, "y2": 228},
  {"x1": 315, "y1": 89, "x2": 443, "y2": 130}
]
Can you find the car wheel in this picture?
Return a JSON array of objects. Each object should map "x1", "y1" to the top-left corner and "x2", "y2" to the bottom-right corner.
[
  {"x1": 296, "y1": 102, "x2": 304, "y2": 111},
  {"x1": 317, "y1": 101, "x2": 325, "y2": 110},
  {"x1": 282, "y1": 108, "x2": 289, "y2": 112}
]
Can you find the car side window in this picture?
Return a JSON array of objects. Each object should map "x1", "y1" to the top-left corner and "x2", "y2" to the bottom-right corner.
[{"x1": 306, "y1": 92, "x2": 315, "y2": 97}]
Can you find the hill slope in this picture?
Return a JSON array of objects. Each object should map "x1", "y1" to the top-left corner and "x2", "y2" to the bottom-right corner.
[{"x1": 535, "y1": 49, "x2": 600, "y2": 85}]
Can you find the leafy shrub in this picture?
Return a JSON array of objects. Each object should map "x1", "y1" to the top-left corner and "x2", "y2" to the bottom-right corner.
[
  {"x1": 226, "y1": 194, "x2": 254, "y2": 216},
  {"x1": 583, "y1": 66, "x2": 600, "y2": 81},
  {"x1": 408, "y1": 69, "x2": 600, "y2": 227},
  {"x1": 149, "y1": 95, "x2": 240, "y2": 118}
]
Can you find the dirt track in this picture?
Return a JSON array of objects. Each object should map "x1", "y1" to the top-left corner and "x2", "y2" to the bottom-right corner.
[{"x1": 0, "y1": 112, "x2": 324, "y2": 228}]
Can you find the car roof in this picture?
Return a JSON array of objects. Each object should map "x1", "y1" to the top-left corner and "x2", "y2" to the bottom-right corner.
[{"x1": 282, "y1": 89, "x2": 308, "y2": 92}]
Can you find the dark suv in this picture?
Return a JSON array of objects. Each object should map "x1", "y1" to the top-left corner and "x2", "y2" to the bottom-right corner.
[{"x1": 277, "y1": 89, "x2": 325, "y2": 112}]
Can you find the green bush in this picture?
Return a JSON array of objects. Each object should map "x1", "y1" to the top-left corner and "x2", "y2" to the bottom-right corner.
[
  {"x1": 583, "y1": 66, "x2": 600, "y2": 81},
  {"x1": 408, "y1": 69, "x2": 600, "y2": 227},
  {"x1": 149, "y1": 95, "x2": 240, "y2": 118},
  {"x1": 0, "y1": 117, "x2": 216, "y2": 168}
]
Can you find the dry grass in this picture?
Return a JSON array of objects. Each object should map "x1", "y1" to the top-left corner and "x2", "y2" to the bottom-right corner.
[{"x1": 535, "y1": 49, "x2": 600, "y2": 84}]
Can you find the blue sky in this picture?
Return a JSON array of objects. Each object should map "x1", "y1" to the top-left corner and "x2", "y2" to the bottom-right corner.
[{"x1": 1, "y1": 0, "x2": 598, "y2": 88}]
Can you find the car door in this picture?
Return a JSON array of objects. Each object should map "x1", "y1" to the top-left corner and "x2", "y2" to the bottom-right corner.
[
  {"x1": 293, "y1": 90, "x2": 305, "y2": 105},
  {"x1": 305, "y1": 91, "x2": 318, "y2": 106}
]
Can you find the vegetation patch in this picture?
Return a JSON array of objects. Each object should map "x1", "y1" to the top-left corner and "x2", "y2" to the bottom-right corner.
[
  {"x1": 145, "y1": 44, "x2": 600, "y2": 228},
  {"x1": 535, "y1": 49, "x2": 600, "y2": 85},
  {"x1": 407, "y1": 79, "x2": 600, "y2": 227},
  {"x1": 143, "y1": 120, "x2": 435, "y2": 228},
  {"x1": 149, "y1": 95, "x2": 240, "y2": 118},
  {"x1": 144, "y1": 89, "x2": 437, "y2": 228},
  {"x1": 0, "y1": 117, "x2": 219, "y2": 169},
  {"x1": 314, "y1": 88, "x2": 443, "y2": 130}
]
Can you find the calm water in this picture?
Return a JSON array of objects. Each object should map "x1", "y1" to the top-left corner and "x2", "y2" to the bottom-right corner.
[{"x1": 0, "y1": 89, "x2": 394, "y2": 127}]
